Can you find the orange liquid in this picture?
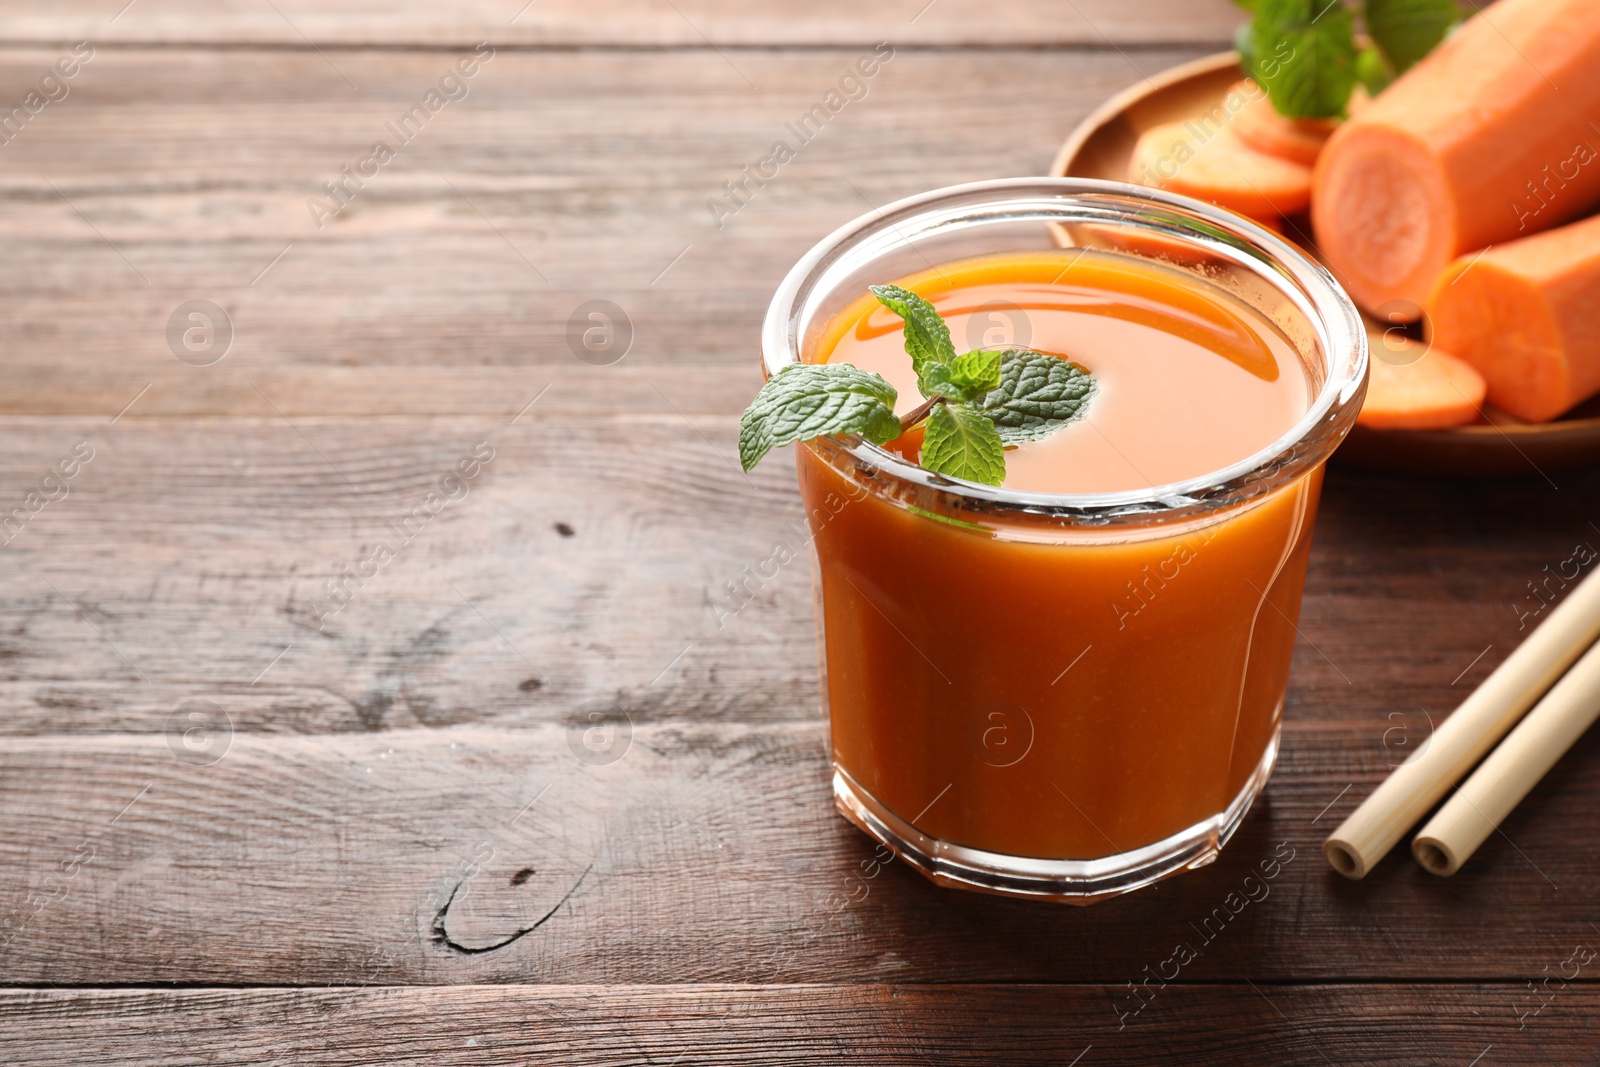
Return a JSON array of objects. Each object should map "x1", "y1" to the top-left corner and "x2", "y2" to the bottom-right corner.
[{"x1": 799, "y1": 250, "x2": 1321, "y2": 859}]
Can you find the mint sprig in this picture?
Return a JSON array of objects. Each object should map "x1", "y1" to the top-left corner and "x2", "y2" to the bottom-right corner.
[
  {"x1": 940, "y1": 349, "x2": 1004, "y2": 402},
  {"x1": 1248, "y1": 0, "x2": 1358, "y2": 119},
  {"x1": 1236, "y1": 0, "x2": 1461, "y2": 119},
  {"x1": 738, "y1": 284, "x2": 1096, "y2": 487},
  {"x1": 866, "y1": 283, "x2": 964, "y2": 400},
  {"x1": 1365, "y1": 0, "x2": 1457, "y2": 75},
  {"x1": 737, "y1": 362, "x2": 900, "y2": 472},
  {"x1": 972, "y1": 349, "x2": 1096, "y2": 444},
  {"x1": 921, "y1": 402, "x2": 1006, "y2": 485}
]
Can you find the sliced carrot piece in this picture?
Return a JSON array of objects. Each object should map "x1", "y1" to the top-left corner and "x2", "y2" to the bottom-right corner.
[
  {"x1": 1357, "y1": 334, "x2": 1486, "y2": 430},
  {"x1": 1231, "y1": 80, "x2": 1339, "y2": 166},
  {"x1": 1313, "y1": 0, "x2": 1600, "y2": 318},
  {"x1": 1428, "y1": 213, "x2": 1600, "y2": 423},
  {"x1": 1130, "y1": 119, "x2": 1312, "y2": 222}
]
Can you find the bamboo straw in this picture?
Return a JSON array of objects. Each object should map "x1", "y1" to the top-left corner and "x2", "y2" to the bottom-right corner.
[
  {"x1": 1324, "y1": 564, "x2": 1600, "y2": 879},
  {"x1": 1412, "y1": 636, "x2": 1600, "y2": 875}
]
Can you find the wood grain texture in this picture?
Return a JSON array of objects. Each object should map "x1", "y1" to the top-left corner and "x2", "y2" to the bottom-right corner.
[
  {"x1": 1, "y1": 3, "x2": 1592, "y2": 1061},
  {"x1": 1, "y1": 984, "x2": 1588, "y2": 1066},
  {"x1": 0, "y1": 416, "x2": 1594, "y2": 735},
  {"x1": 0, "y1": 46, "x2": 1200, "y2": 414},
  {"x1": 2, "y1": 716, "x2": 1599, "y2": 985},
  {"x1": 0, "y1": 0, "x2": 1243, "y2": 47}
]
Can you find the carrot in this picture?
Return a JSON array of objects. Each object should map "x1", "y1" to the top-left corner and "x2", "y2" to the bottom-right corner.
[
  {"x1": 1427, "y1": 212, "x2": 1600, "y2": 423},
  {"x1": 1130, "y1": 119, "x2": 1312, "y2": 222},
  {"x1": 1357, "y1": 334, "x2": 1485, "y2": 431},
  {"x1": 1313, "y1": 0, "x2": 1600, "y2": 319},
  {"x1": 1232, "y1": 80, "x2": 1339, "y2": 166}
]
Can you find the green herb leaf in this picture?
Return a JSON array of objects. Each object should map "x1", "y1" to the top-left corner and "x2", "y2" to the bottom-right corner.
[
  {"x1": 868, "y1": 284, "x2": 958, "y2": 399},
  {"x1": 1354, "y1": 43, "x2": 1393, "y2": 95},
  {"x1": 1235, "y1": 20, "x2": 1259, "y2": 68},
  {"x1": 739, "y1": 285, "x2": 1101, "y2": 486},
  {"x1": 1247, "y1": 0, "x2": 1359, "y2": 119},
  {"x1": 1365, "y1": 0, "x2": 1457, "y2": 74},
  {"x1": 738, "y1": 362, "x2": 900, "y2": 471},
  {"x1": 971, "y1": 350, "x2": 1096, "y2": 445},
  {"x1": 940, "y1": 349, "x2": 1005, "y2": 403},
  {"x1": 1231, "y1": 0, "x2": 1261, "y2": 10},
  {"x1": 919, "y1": 402, "x2": 1006, "y2": 486}
]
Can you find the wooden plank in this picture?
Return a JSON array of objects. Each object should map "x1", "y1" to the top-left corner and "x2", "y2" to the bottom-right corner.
[
  {"x1": 0, "y1": 46, "x2": 1208, "y2": 412},
  {"x1": 2, "y1": 716, "x2": 1598, "y2": 984},
  {"x1": 0, "y1": 984, "x2": 1591, "y2": 1065},
  {"x1": 0, "y1": 416, "x2": 1592, "y2": 735},
  {"x1": 0, "y1": 10, "x2": 1584, "y2": 1031},
  {"x1": 0, "y1": 365, "x2": 757, "y2": 419},
  {"x1": 0, "y1": 415, "x2": 808, "y2": 729},
  {"x1": 0, "y1": 1, "x2": 1244, "y2": 48}
]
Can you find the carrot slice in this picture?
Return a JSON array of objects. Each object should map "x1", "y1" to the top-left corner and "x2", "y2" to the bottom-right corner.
[
  {"x1": 1231, "y1": 80, "x2": 1339, "y2": 166},
  {"x1": 1129, "y1": 119, "x2": 1312, "y2": 222},
  {"x1": 1428, "y1": 213, "x2": 1600, "y2": 423},
  {"x1": 1358, "y1": 335, "x2": 1486, "y2": 430},
  {"x1": 1313, "y1": 0, "x2": 1600, "y2": 318}
]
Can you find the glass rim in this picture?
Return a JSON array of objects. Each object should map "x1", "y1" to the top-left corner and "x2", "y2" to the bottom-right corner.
[{"x1": 760, "y1": 177, "x2": 1369, "y2": 524}]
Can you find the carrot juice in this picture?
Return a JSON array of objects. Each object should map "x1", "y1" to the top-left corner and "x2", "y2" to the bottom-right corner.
[{"x1": 763, "y1": 181, "x2": 1366, "y2": 902}]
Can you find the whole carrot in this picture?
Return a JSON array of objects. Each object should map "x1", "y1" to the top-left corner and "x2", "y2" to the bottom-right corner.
[{"x1": 1313, "y1": 0, "x2": 1600, "y2": 319}]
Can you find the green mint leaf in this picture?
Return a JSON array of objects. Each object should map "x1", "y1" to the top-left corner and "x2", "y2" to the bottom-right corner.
[
  {"x1": 869, "y1": 284, "x2": 957, "y2": 399},
  {"x1": 739, "y1": 362, "x2": 900, "y2": 471},
  {"x1": 860, "y1": 403, "x2": 903, "y2": 450},
  {"x1": 1355, "y1": 44, "x2": 1393, "y2": 95},
  {"x1": 1235, "y1": 20, "x2": 1259, "y2": 68},
  {"x1": 1248, "y1": 0, "x2": 1358, "y2": 118},
  {"x1": 1231, "y1": 0, "x2": 1261, "y2": 10},
  {"x1": 1365, "y1": 0, "x2": 1457, "y2": 75},
  {"x1": 941, "y1": 349, "x2": 1004, "y2": 403},
  {"x1": 971, "y1": 350, "x2": 1096, "y2": 446},
  {"x1": 919, "y1": 402, "x2": 1006, "y2": 487}
]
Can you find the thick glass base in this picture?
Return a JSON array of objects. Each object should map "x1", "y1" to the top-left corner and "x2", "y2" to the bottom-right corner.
[{"x1": 832, "y1": 724, "x2": 1280, "y2": 905}]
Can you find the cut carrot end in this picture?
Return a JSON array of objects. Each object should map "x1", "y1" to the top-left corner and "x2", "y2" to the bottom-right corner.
[
  {"x1": 1313, "y1": 124, "x2": 1455, "y2": 318},
  {"x1": 1429, "y1": 258, "x2": 1571, "y2": 423},
  {"x1": 1313, "y1": 0, "x2": 1600, "y2": 319}
]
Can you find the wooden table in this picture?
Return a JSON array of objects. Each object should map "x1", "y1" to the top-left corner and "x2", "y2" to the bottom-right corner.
[{"x1": 4, "y1": 2, "x2": 1598, "y2": 1063}]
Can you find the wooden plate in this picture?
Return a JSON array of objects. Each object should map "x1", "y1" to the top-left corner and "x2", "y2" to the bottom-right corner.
[{"x1": 1049, "y1": 51, "x2": 1600, "y2": 479}]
